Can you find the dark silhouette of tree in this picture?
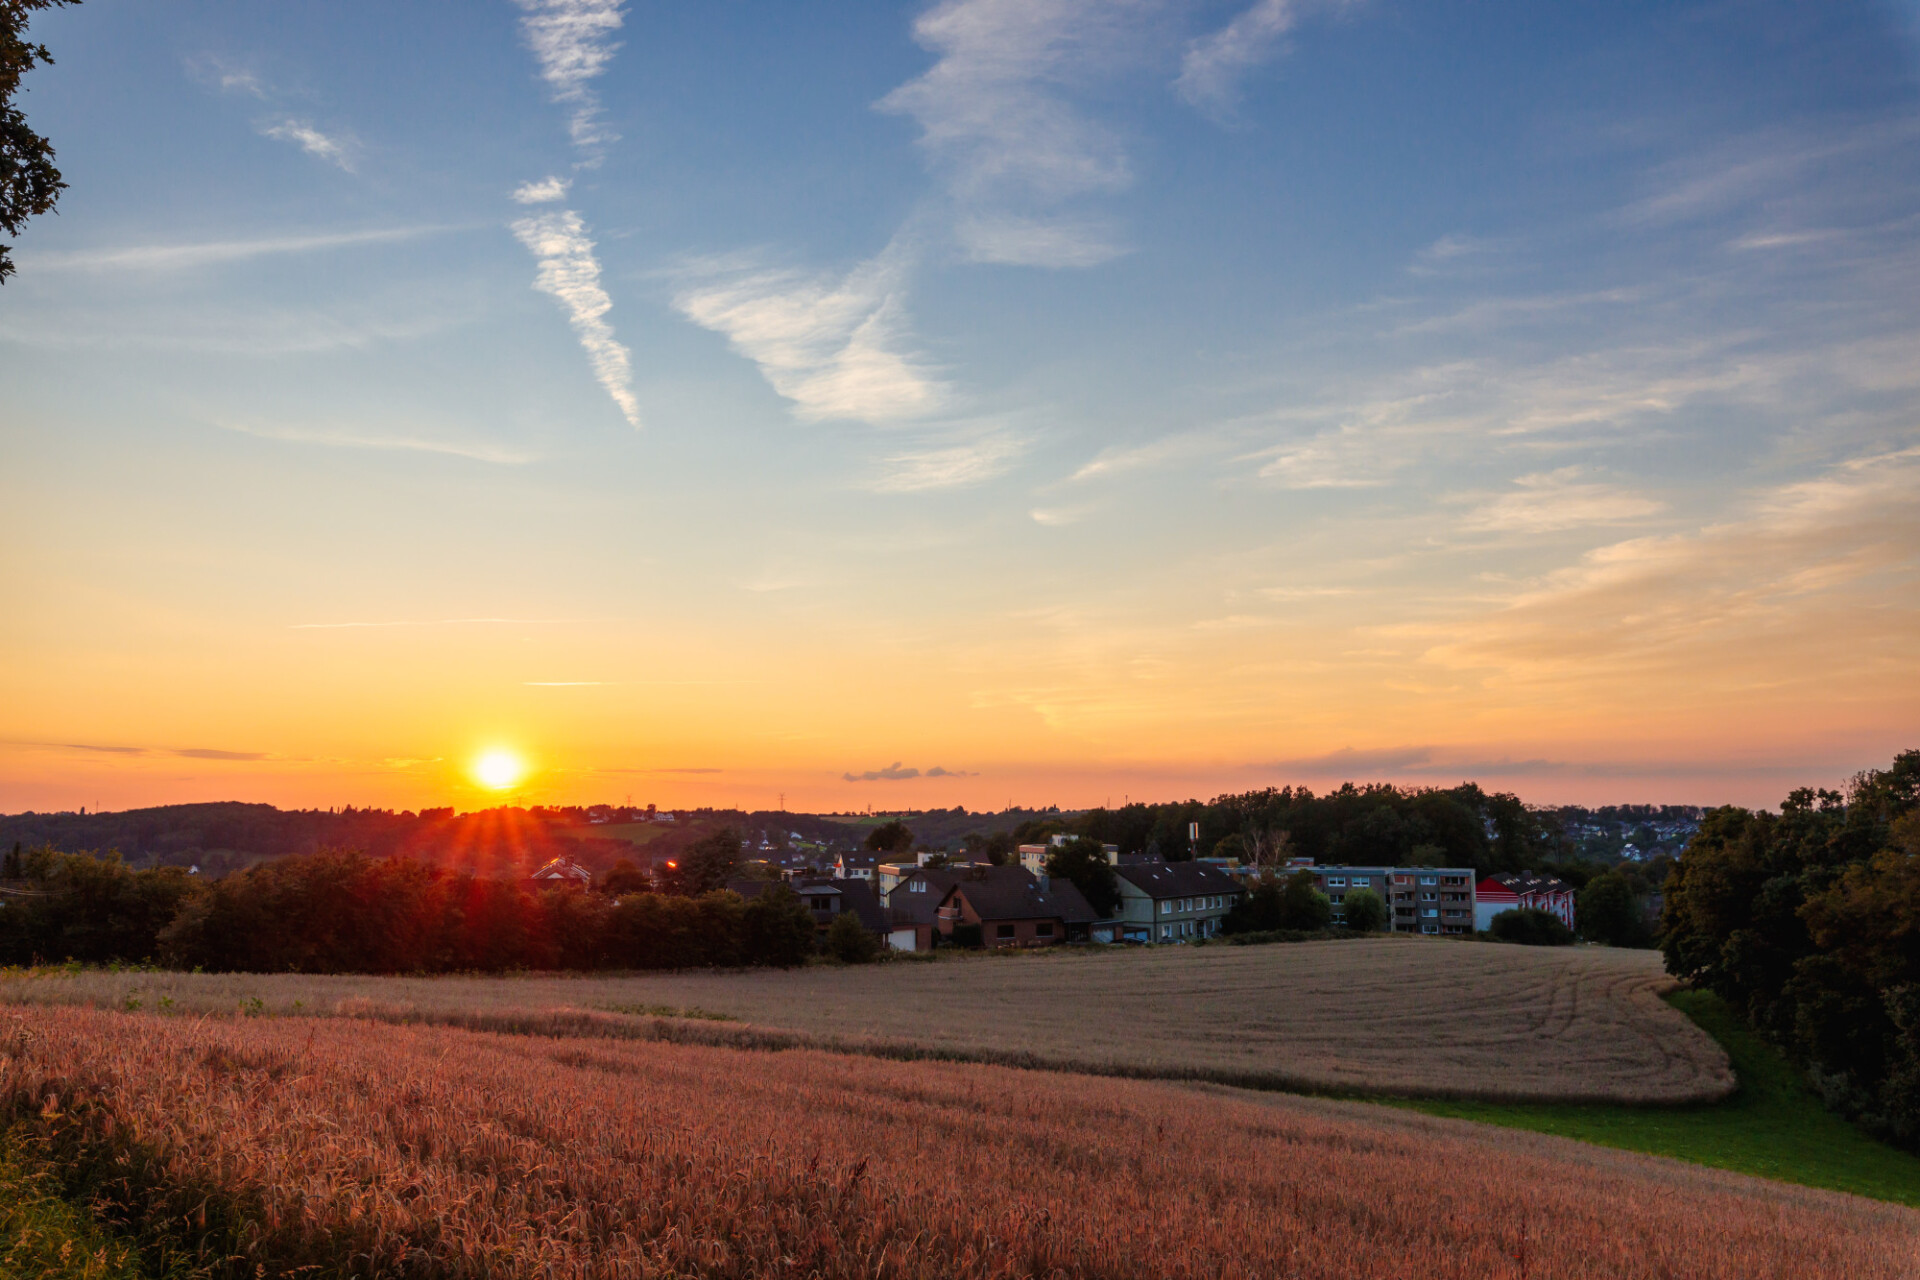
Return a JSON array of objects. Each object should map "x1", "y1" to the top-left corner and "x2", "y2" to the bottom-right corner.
[
  {"x1": 676, "y1": 828, "x2": 742, "y2": 896},
  {"x1": 1342, "y1": 887, "x2": 1387, "y2": 932},
  {"x1": 1045, "y1": 837, "x2": 1120, "y2": 917},
  {"x1": 825, "y1": 910, "x2": 878, "y2": 963},
  {"x1": 1276, "y1": 868, "x2": 1332, "y2": 931},
  {"x1": 864, "y1": 820, "x2": 914, "y2": 854},
  {"x1": 2, "y1": 0, "x2": 78, "y2": 283}
]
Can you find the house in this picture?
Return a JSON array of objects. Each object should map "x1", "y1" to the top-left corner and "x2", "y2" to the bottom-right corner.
[
  {"x1": 1303, "y1": 865, "x2": 1477, "y2": 935},
  {"x1": 1017, "y1": 838, "x2": 1119, "y2": 877},
  {"x1": 527, "y1": 856, "x2": 594, "y2": 889},
  {"x1": 833, "y1": 852, "x2": 878, "y2": 882},
  {"x1": 1112, "y1": 860, "x2": 1243, "y2": 943},
  {"x1": 934, "y1": 866, "x2": 1099, "y2": 947},
  {"x1": 1475, "y1": 872, "x2": 1576, "y2": 932},
  {"x1": 726, "y1": 877, "x2": 889, "y2": 938}
]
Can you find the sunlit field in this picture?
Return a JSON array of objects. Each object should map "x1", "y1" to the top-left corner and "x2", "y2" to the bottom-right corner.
[
  {"x1": 2, "y1": 939, "x2": 1730, "y2": 1104},
  {"x1": 3, "y1": 1006, "x2": 1911, "y2": 1280}
]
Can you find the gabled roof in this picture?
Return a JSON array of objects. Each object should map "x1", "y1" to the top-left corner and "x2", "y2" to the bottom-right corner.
[
  {"x1": 943, "y1": 871, "x2": 1098, "y2": 925},
  {"x1": 530, "y1": 857, "x2": 593, "y2": 881},
  {"x1": 1482, "y1": 872, "x2": 1574, "y2": 897},
  {"x1": 833, "y1": 878, "x2": 889, "y2": 933},
  {"x1": 1113, "y1": 860, "x2": 1241, "y2": 899}
]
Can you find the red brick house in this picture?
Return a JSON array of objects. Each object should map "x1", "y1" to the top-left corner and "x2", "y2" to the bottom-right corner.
[{"x1": 934, "y1": 867, "x2": 1098, "y2": 947}]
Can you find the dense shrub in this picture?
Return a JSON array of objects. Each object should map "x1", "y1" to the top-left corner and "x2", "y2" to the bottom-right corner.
[
  {"x1": 1489, "y1": 908, "x2": 1575, "y2": 946},
  {"x1": 1223, "y1": 869, "x2": 1333, "y2": 934},
  {"x1": 825, "y1": 910, "x2": 879, "y2": 963},
  {"x1": 1342, "y1": 888, "x2": 1388, "y2": 933}
]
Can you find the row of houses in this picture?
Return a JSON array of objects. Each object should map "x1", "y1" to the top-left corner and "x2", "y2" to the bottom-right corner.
[{"x1": 530, "y1": 851, "x2": 1576, "y2": 951}]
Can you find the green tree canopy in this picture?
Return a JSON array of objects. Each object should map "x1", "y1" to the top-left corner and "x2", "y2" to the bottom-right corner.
[
  {"x1": 1342, "y1": 887, "x2": 1387, "y2": 932},
  {"x1": 1, "y1": 0, "x2": 78, "y2": 283},
  {"x1": 1045, "y1": 836, "x2": 1120, "y2": 918}
]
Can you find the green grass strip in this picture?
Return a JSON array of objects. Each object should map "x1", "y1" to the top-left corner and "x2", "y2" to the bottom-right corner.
[
  {"x1": 1388, "y1": 989, "x2": 1920, "y2": 1206},
  {"x1": 0, "y1": 1129, "x2": 150, "y2": 1280}
]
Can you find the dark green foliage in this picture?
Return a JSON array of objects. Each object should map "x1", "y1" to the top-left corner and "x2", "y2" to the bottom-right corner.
[
  {"x1": 1278, "y1": 868, "x2": 1332, "y2": 931},
  {"x1": 598, "y1": 858, "x2": 650, "y2": 895},
  {"x1": 1044, "y1": 837, "x2": 1120, "y2": 917},
  {"x1": 741, "y1": 883, "x2": 815, "y2": 967},
  {"x1": 0, "y1": 847, "x2": 192, "y2": 965},
  {"x1": 1489, "y1": 907, "x2": 1574, "y2": 945},
  {"x1": 1223, "y1": 871, "x2": 1330, "y2": 933},
  {"x1": 1, "y1": 0, "x2": 77, "y2": 284},
  {"x1": 1486, "y1": 908, "x2": 1560, "y2": 945},
  {"x1": 864, "y1": 820, "x2": 915, "y2": 854},
  {"x1": 1577, "y1": 870, "x2": 1651, "y2": 947},
  {"x1": 962, "y1": 831, "x2": 1017, "y2": 865},
  {"x1": 824, "y1": 909, "x2": 879, "y2": 963},
  {"x1": 1341, "y1": 887, "x2": 1387, "y2": 932},
  {"x1": 3, "y1": 840, "x2": 20, "y2": 878},
  {"x1": 672, "y1": 828, "x2": 741, "y2": 896},
  {"x1": 1661, "y1": 752, "x2": 1920, "y2": 1149}
]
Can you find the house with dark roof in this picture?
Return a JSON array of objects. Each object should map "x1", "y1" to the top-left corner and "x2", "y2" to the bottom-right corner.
[
  {"x1": 528, "y1": 856, "x2": 594, "y2": 890},
  {"x1": 933, "y1": 865, "x2": 1099, "y2": 947},
  {"x1": 1475, "y1": 872, "x2": 1576, "y2": 933},
  {"x1": 1112, "y1": 859, "x2": 1243, "y2": 944},
  {"x1": 727, "y1": 876, "x2": 889, "y2": 938}
]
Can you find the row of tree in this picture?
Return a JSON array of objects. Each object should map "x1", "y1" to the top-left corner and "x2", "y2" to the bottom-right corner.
[
  {"x1": 1662, "y1": 751, "x2": 1920, "y2": 1150},
  {"x1": 0, "y1": 845, "x2": 829, "y2": 973}
]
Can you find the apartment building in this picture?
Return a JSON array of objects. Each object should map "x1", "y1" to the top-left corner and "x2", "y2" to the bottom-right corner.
[
  {"x1": 1112, "y1": 860, "x2": 1244, "y2": 943},
  {"x1": 1304, "y1": 865, "x2": 1477, "y2": 935}
]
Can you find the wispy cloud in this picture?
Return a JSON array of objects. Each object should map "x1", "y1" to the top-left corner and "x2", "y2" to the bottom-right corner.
[
  {"x1": 673, "y1": 246, "x2": 946, "y2": 425},
  {"x1": 289, "y1": 618, "x2": 564, "y2": 630},
  {"x1": 869, "y1": 428, "x2": 1026, "y2": 491},
  {"x1": 185, "y1": 53, "x2": 266, "y2": 98},
  {"x1": 175, "y1": 748, "x2": 271, "y2": 761},
  {"x1": 878, "y1": 0, "x2": 1151, "y2": 267},
  {"x1": 511, "y1": 210, "x2": 641, "y2": 427},
  {"x1": 1422, "y1": 446, "x2": 1920, "y2": 682},
  {"x1": 1176, "y1": 0, "x2": 1328, "y2": 120},
  {"x1": 523, "y1": 681, "x2": 603, "y2": 686},
  {"x1": 260, "y1": 118, "x2": 356, "y2": 170},
  {"x1": 21, "y1": 226, "x2": 450, "y2": 273},
  {"x1": 1457, "y1": 468, "x2": 1665, "y2": 534},
  {"x1": 43, "y1": 741, "x2": 273, "y2": 762},
  {"x1": 842, "y1": 761, "x2": 976, "y2": 781},
  {"x1": 513, "y1": 175, "x2": 571, "y2": 204},
  {"x1": 515, "y1": 0, "x2": 626, "y2": 158},
  {"x1": 213, "y1": 418, "x2": 535, "y2": 464}
]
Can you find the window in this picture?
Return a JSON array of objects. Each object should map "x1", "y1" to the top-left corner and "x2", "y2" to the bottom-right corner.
[
  {"x1": 1161, "y1": 924, "x2": 1171, "y2": 939},
  {"x1": 1350, "y1": 877, "x2": 1370, "y2": 888},
  {"x1": 1035, "y1": 922, "x2": 1055, "y2": 937},
  {"x1": 910, "y1": 881, "x2": 926, "y2": 893},
  {"x1": 1422, "y1": 908, "x2": 1438, "y2": 917},
  {"x1": 1329, "y1": 893, "x2": 1344, "y2": 904},
  {"x1": 1160, "y1": 900, "x2": 1172, "y2": 915},
  {"x1": 1326, "y1": 876, "x2": 1346, "y2": 888},
  {"x1": 1421, "y1": 891, "x2": 1437, "y2": 901},
  {"x1": 1419, "y1": 875, "x2": 1439, "y2": 886},
  {"x1": 996, "y1": 924, "x2": 1016, "y2": 939}
]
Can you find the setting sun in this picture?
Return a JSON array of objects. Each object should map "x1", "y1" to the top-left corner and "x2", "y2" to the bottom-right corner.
[{"x1": 472, "y1": 749, "x2": 528, "y2": 791}]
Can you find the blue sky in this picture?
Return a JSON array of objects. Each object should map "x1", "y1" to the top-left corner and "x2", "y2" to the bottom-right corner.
[{"x1": 2, "y1": 0, "x2": 1918, "y2": 812}]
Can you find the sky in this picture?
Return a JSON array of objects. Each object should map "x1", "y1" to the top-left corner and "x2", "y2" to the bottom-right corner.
[{"x1": 2, "y1": 0, "x2": 1918, "y2": 815}]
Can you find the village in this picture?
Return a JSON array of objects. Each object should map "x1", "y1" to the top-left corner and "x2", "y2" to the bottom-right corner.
[{"x1": 528, "y1": 834, "x2": 1579, "y2": 954}]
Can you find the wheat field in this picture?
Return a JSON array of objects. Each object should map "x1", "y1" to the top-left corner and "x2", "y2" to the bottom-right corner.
[
  {"x1": 2, "y1": 938, "x2": 1730, "y2": 1103},
  {"x1": 0, "y1": 1006, "x2": 1908, "y2": 1280}
]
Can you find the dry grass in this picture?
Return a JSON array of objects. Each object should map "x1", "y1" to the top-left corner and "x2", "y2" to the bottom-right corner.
[
  {"x1": 2, "y1": 939, "x2": 1730, "y2": 1103},
  {"x1": 1, "y1": 1006, "x2": 1911, "y2": 1280}
]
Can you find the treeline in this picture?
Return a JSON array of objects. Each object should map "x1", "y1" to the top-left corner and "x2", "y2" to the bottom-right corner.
[
  {"x1": 999, "y1": 782, "x2": 1565, "y2": 877},
  {"x1": 0, "y1": 802, "x2": 860, "y2": 880},
  {"x1": 0, "y1": 845, "x2": 819, "y2": 973},
  {"x1": 1663, "y1": 751, "x2": 1920, "y2": 1150}
]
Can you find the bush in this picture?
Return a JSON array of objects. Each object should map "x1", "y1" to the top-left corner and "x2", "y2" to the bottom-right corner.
[
  {"x1": 1489, "y1": 907, "x2": 1575, "y2": 946},
  {"x1": 740, "y1": 884, "x2": 814, "y2": 967},
  {"x1": 825, "y1": 911, "x2": 879, "y2": 963},
  {"x1": 1342, "y1": 888, "x2": 1387, "y2": 933}
]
